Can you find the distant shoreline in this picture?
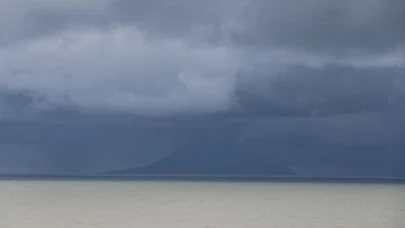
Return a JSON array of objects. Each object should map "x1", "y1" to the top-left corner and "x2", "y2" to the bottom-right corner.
[{"x1": 1, "y1": 173, "x2": 404, "y2": 184}]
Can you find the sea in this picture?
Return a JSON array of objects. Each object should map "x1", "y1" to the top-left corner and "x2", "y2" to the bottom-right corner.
[{"x1": 0, "y1": 176, "x2": 404, "y2": 228}]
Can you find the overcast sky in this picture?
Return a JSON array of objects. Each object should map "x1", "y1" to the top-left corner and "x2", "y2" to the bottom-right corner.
[
  {"x1": 0, "y1": 0, "x2": 404, "y2": 175},
  {"x1": 0, "y1": 0, "x2": 403, "y2": 117}
]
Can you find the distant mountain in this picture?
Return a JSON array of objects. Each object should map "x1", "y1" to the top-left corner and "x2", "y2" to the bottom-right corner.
[
  {"x1": 106, "y1": 135, "x2": 405, "y2": 178},
  {"x1": 106, "y1": 112, "x2": 405, "y2": 178},
  {"x1": 106, "y1": 131, "x2": 296, "y2": 176}
]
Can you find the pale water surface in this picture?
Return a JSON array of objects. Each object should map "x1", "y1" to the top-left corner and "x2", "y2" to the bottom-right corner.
[{"x1": 1, "y1": 180, "x2": 404, "y2": 228}]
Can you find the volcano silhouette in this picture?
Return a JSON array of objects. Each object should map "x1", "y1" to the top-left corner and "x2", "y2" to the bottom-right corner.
[{"x1": 107, "y1": 130, "x2": 295, "y2": 176}]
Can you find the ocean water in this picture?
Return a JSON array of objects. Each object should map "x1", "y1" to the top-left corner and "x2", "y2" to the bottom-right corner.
[{"x1": 0, "y1": 179, "x2": 404, "y2": 228}]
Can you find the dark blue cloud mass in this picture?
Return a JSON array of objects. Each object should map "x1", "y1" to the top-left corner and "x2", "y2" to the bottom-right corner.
[{"x1": 0, "y1": 0, "x2": 404, "y2": 177}]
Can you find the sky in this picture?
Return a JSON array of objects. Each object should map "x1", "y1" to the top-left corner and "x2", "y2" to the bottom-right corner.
[{"x1": 0, "y1": 0, "x2": 404, "y2": 176}]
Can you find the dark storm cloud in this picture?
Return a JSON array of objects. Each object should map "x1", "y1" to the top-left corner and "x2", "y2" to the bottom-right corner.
[
  {"x1": 230, "y1": 0, "x2": 405, "y2": 55},
  {"x1": 234, "y1": 64, "x2": 405, "y2": 116},
  {"x1": 0, "y1": 118, "x2": 195, "y2": 173},
  {"x1": 3, "y1": 0, "x2": 404, "y2": 53},
  {"x1": 0, "y1": 0, "x2": 404, "y2": 116},
  {"x1": 0, "y1": 0, "x2": 240, "y2": 46},
  {"x1": 1, "y1": 111, "x2": 405, "y2": 176},
  {"x1": 0, "y1": 0, "x2": 404, "y2": 177},
  {"x1": 0, "y1": 0, "x2": 109, "y2": 45},
  {"x1": 109, "y1": 0, "x2": 240, "y2": 40}
]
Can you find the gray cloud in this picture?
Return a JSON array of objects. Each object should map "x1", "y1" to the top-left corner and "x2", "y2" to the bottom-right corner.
[
  {"x1": 4, "y1": 0, "x2": 404, "y2": 53},
  {"x1": 0, "y1": 0, "x2": 404, "y2": 116},
  {"x1": 0, "y1": 26, "x2": 238, "y2": 115},
  {"x1": 1, "y1": 0, "x2": 405, "y2": 177},
  {"x1": 0, "y1": 0, "x2": 242, "y2": 46},
  {"x1": 234, "y1": 64, "x2": 405, "y2": 116},
  {"x1": 230, "y1": 0, "x2": 405, "y2": 55}
]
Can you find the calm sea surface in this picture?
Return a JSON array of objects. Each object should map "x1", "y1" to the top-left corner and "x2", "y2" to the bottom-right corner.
[{"x1": 1, "y1": 179, "x2": 404, "y2": 228}]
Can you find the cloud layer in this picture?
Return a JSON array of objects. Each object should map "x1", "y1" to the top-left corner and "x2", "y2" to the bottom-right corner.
[
  {"x1": 1, "y1": 26, "x2": 238, "y2": 115},
  {"x1": 0, "y1": 0, "x2": 404, "y2": 116},
  {"x1": 231, "y1": 0, "x2": 405, "y2": 54}
]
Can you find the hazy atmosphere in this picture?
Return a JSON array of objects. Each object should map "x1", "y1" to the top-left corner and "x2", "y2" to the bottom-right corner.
[{"x1": 0, "y1": 0, "x2": 404, "y2": 176}]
